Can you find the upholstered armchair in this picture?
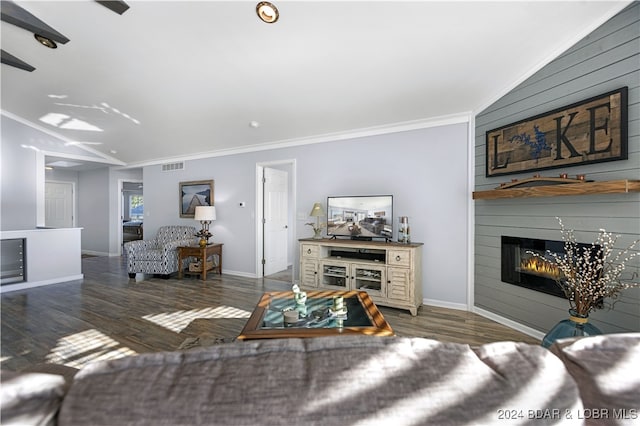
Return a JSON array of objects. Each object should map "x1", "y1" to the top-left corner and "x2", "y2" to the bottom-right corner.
[{"x1": 125, "y1": 225, "x2": 197, "y2": 278}]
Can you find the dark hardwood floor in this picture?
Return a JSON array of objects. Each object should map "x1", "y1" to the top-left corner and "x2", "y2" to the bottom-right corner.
[{"x1": 1, "y1": 256, "x2": 539, "y2": 372}]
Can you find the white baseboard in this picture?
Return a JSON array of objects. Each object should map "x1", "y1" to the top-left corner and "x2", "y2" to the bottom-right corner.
[
  {"x1": 222, "y1": 270, "x2": 258, "y2": 279},
  {"x1": 82, "y1": 250, "x2": 110, "y2": 257},
  {"x1": 0, "y1": 274, "x2": 84, "y2": 293},
  {"x1": 423, "y1": 298, "x2": 468, "y2": 311},
  {"x1": 473, "y1": 307, "x2": 545, "y2": 340}
]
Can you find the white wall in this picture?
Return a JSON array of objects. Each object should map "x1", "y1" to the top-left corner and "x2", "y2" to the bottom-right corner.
[
  {"x1": 1, "y1": 116, "x2": 39, "y2": 230},
  {"x1": 143, "y1": 122, "x2": 470, "y2": 306},
  {"x1": 2, "y1": 112, "x2": 471, "y2": 308}
]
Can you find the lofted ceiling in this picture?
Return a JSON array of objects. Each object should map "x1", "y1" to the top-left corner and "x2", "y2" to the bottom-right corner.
[{"x1": 1, "y1": 0, "x2": 633, "y2": 170}]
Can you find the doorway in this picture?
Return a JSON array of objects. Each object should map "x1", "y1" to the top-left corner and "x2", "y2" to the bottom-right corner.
[
  {"x1": 256, "y1": 159, "x2": 296, "y2": 282},
  {"x1": 118, "y1": 180, "x2": 143, "y2": 255}
]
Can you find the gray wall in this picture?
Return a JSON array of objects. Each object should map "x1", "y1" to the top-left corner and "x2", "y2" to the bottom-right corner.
[
  {"x1": 474, "y1": 3, "x2": 640, "y2": 333},
  {"x1": 78, "y1": 168, "x2": 110, "y2": 254},
  {"x1": 143, "y1": 122, "x2": 470, "y2": 306}
]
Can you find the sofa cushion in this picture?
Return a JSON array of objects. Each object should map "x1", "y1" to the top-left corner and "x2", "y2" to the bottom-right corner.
[
  {"x1": 549, "y1": 333, "x2": 640, "y2": 425},
  {"x1": 0, "y1": 370, "x2": 68, "y2": 426},
  {"x1": 58, "y1": 336, "x2": 581, "y2": 425},
  {"x1": 135, "y1": 248, "x2": 163, "y2": 261}
]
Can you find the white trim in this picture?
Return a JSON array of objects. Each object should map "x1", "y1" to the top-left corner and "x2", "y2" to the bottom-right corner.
[
  {"x1": 0, "y1": 275, "x2": 84, "y2": 293},
  {"x1": 423, "y1": 298, "x2": 468, "y2": 312},
  {"x1": 255, "y1": 159, "x2": 297, "y2": 278},
  {"x1": 36, "y1": 152, "x2": 45, "y2": 227},
  {"x1": 466, "y1": 114, "x2": 475, "y2": 311},
  {"x1": 472, "y1": 2, "x2": 630, "y2": 115},
  {"x1": 127, "y1": 113, "x2": 471, "y2": 169},
  {"x1": 81, "y1": 250, "x2": 110, "y2": 257},
  {"x1": 222, "y1": 270, "x2": 258, "y2": 279},
  {"x1": 473, "y1": 307, "x2": 545, "y2": 341},
  {"x1": 255, "y1": 165, "x2": 264, "y2": 278},
  {"x1": 117, "y1": 178, "x2": 143, "y2": 256},
  {"x1": 42, "y1": 150, "x2": 124, "y2": 166},
  {"x1": 1, "y1": 110, "x2": 125, "y2": 165}
]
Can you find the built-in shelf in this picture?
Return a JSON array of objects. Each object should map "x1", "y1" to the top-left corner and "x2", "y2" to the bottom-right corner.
[{"x1": 472, "y1": 179, "x2": 640, "y2": 200}]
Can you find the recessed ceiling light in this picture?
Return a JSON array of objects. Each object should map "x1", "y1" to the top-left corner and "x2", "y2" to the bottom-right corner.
[
  {"x1": 110, "y1": 150, "x2": 117, "y2": 154},
  {"x1": 249, "y1": 121, "x2": 260, "y2": 128},
  {"x1": 34, "y1": 34, "x2": 57, "y2": 49},
  {"x1": 256, "y1": 2, "x2": 279, "y2": 24}
]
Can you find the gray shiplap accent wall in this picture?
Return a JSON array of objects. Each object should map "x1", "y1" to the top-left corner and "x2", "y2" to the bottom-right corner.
[{"x1": 474, "y1": 3, "x2": 640, "y2": 334}]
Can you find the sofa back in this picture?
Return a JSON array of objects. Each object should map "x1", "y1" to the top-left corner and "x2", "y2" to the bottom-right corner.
[{"x1": 57, "y1": 336, "x2": 583, "y2": 425}]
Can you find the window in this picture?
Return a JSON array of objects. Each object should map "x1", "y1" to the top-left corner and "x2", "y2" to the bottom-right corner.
[{"x1": 129, "y1": 195, "x2": 143, "y2": 220}]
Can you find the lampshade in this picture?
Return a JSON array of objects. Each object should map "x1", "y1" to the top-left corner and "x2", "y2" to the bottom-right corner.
[
  {"x1": 194, "y1": 206, "x2": 216, "y2": 221},
  {"x1": 309, "y1": 203, "x2": 324, "y2": 217}
]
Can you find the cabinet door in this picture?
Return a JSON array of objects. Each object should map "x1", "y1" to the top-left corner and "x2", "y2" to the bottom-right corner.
[
  {"x1": 319, "y1": 260, "x2": 350, "y2": 290},
  {"x1": 387, "y1": 267, "x2": 412, "y2": 301},
  {"x1": 300, "y1": 260, "x2": 319, "y2": 288},
  {"x1": 351, "y1": 263, "x2": 386, "y2": 297}
]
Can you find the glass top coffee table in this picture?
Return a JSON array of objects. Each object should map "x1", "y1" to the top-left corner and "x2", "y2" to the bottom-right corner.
[{"x1": 237, "y1": 290, "x2": 394, "y2": 340}]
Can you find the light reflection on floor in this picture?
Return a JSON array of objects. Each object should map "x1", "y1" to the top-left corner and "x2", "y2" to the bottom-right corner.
[
  {"x1": 45, "y1": 329, "x2": 137, "y2": 369},
  {"x1": 142, "y1": 305, "x2": 252, "y2": 333}
]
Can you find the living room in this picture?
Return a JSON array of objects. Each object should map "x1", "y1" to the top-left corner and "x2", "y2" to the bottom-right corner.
[
  {"x1": 2, "y1": 1, "x2": 638, "y2": 337},
  {"x1": 1, "y1": 2, "x2": 639, "y2": 423}
]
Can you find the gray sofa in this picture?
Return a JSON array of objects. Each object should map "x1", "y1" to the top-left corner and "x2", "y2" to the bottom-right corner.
[{"x1": 2, "y1": 333, "x2": 638, "y2": 425}]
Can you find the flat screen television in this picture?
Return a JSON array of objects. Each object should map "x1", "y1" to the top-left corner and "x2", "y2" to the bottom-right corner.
[{"x1": 326, "y1": 195, "x2": 393, "y2": 241}]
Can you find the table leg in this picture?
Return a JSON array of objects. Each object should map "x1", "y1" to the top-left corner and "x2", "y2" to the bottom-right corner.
[
  {"x1": 178, "y1": 251, "x2": 184, "y2": 280},
  {"x1": 201, "y1": 251, "x2": 207, "y2": 281},
  {"x1": 218, "y1": 249, "x2": 222, "y2": 274}
]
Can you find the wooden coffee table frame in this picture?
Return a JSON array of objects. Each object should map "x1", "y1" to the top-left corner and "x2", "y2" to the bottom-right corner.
[{"x1": 237, "y1": 290, "x2": 393, "y2": 340}]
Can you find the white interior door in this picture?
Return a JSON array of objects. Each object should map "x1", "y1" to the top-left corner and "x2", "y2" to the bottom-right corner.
[
  {"x1": 264, "y1": 167, "x2": 288, "y2": 276},
  {"x1": 45, "y1": 182, "x2": 73, "y2": 228}
]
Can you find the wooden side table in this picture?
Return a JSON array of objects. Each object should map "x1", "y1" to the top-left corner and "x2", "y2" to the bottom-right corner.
[{"x1": 177, "y1": 243, "x2": 223, "y2": 281}]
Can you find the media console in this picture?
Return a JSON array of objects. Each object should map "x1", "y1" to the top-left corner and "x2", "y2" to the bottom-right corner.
[{"x1": 299, "y1": 238, "x2": 423, "y2": 316}]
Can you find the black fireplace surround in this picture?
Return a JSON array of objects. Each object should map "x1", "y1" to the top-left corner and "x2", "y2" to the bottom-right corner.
[{"x1": 501, "y1": 236, "x2": 600, "y2": 299}]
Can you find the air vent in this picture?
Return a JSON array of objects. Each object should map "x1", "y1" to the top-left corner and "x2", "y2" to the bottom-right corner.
[{"x1": 161, "y1": 162, "x2": 184, "y2": 172}]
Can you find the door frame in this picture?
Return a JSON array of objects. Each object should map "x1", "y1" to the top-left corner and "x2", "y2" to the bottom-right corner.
[
  {"x1": 255, "y1": 159, "x2": 296, "y2": 278},
  {"x1": 117, "y1": 179, "x2": 143, "y2": 256}
]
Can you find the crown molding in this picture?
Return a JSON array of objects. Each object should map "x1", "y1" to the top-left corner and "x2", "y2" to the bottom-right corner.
[{"x1": 125, "y1": 111, "x2": 472, "y2": 169}]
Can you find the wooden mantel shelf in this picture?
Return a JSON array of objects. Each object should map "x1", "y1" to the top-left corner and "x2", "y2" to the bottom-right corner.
[{"x1": 473, "y1": 179, "x2": 640, "y2": 200}]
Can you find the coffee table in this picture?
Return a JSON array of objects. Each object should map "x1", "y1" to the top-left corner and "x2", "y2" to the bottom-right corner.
[{"x1": 237, "y1": 290, "x2": 393, "y2": 340}]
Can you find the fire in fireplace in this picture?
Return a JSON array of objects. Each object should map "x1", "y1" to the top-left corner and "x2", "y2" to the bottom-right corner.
[
  {"x1": 518, "y1": 254, "x2": 562, "y2": 281},
  {"x1": 501, "y1": 236, "x2": 600, "y2": 299}
]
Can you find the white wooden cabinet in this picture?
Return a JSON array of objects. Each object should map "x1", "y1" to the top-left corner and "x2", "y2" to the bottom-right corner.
[{"x1": 299, "y1": 239, "x2": 423, "y2": 316}]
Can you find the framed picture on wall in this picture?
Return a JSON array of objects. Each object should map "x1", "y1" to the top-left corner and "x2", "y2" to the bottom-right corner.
[{"x1": 179, "y1": 180, "x2": 214, "y2": 218}]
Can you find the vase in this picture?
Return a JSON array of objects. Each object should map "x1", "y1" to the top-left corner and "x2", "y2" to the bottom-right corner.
[
  {"x1": 541, "y1": 309, "x2": 602, "y2": 348},
  {"x1": 313, "y1": 229, "x2": 322, "y2": 239}
]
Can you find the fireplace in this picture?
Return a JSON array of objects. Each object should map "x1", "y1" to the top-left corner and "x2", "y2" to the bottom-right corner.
[{"x1": 501, "y1": 236, "x2": 579, "y2": 299}]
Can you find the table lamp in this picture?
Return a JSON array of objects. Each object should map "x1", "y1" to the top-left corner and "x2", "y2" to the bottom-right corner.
[
  {"x1": 308, "y1": 202, "x2": 325, "y2": 239},
  {"x1": 194, "y1": 206, "x2": 216, "y2": 247}
]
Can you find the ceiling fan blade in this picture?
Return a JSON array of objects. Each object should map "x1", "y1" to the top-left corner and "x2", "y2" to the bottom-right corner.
[
  {"x1": 95, "y1": 1, "x2": 130, "y2": 15},
  {"x1": 1, "y1": 50, "x2": 35, "y2": 72},
  {"x1": 1, "y1": 1, "x2": 69, "y2": 44}
]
